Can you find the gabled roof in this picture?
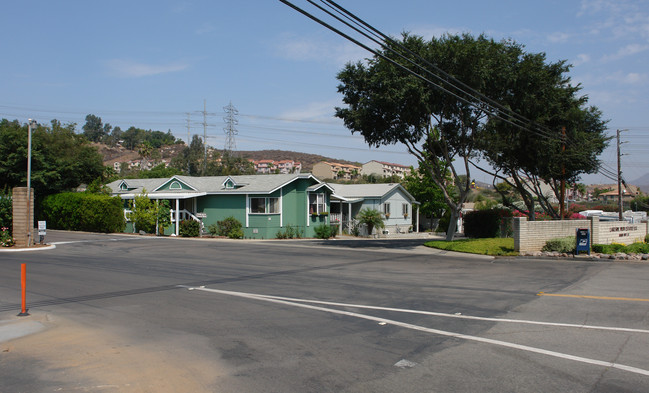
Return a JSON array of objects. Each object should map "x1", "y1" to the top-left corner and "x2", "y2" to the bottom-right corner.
[
  {"x1": 307, "y1": 182, "x2": 335, "y2": 193},
  {"x1": 106, "y1": 173, "x2": 326, "y2": 198},
  {"x1": 329, "y1": 183, "x2": 417, "y2": 203}
]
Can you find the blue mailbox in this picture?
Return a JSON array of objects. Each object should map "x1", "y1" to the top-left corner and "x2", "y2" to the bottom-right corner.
[{"x1": 575, "y1": 228, "x2": 590, "y2": 255}]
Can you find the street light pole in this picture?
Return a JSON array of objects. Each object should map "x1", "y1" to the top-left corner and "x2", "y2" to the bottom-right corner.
[{"x1": 27, "y1": 119, "x2": 36, "y2": 247}]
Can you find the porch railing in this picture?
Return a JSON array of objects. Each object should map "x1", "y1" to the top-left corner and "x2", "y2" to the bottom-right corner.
[{"x1": 170, "y1": 209, "x2": 205, "y2": 233}]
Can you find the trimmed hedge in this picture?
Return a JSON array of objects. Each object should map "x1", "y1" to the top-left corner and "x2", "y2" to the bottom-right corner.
[
  {"x1": 42, "y1": 192, "x2": 125, "y2": 233},
  {"x1": 542, "y1": 237, "x2": 575, "y2": 253},
  {"x1": 463, "y1": 209, "x2": 511, "y2": 238}
]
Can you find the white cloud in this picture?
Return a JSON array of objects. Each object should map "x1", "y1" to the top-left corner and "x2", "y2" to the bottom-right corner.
[
  {"x1": 607, "y1": 71, "x2": 649, "y2": 85},
  {"x1": 272, "y1": 33, "x2": 368, "y2": 66},
  {"x1": 104, "y1": 59, "x2": 189, "y2": 78},
  {"x1": 579, "y1": 0, "x2": 649, "y2": 41},
  {"x1": 547, "y1": 31, "x2": 571, "y2": 43},
  {"x1": 195, "y1": 23, "x2": 215, "y2": 35},
  {"x1": 602, "y1": 43, "x2": 649, "y2": 61},
  {"x1": 279, "y1": 99, "x2": 343, "y2": 121},
  {"x1": 410, "y1": 25, "x2": 466, "y2": 40},
  {"x1": 573, "y1": 53, "x2": 591, "y2": 66}
]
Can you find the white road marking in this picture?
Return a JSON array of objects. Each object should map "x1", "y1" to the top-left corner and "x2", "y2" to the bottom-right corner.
[
  {"x1": 51, "y1": 237, "x2": 163, "y2": 245},
  {"x1": 250, "y1": 293, "x2": 649, "y2": 334},
  {"x1": 179, "y1": 285, "x2": 649, "y2": 378}
]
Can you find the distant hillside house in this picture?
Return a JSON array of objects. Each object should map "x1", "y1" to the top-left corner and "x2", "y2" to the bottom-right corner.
[
  {"x1": 312, "y1": 161, "x2": 361, "y2": 180},
  {"x1": 596, "y1": 185, "x2": 642, "y2": 203},
  {"x1": 251, "y1": 159, "x2": 302, "y2": 174},
  {"x1": 362, "y1": 160, "x2": 412, "y2": 179},
  {"x1": 106, "y1": 173, "x2": 333, "y2": 239}
]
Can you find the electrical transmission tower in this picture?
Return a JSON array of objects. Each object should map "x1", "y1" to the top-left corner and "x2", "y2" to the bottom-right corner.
[{"x1": 223, "y1": 101, "x2": 238, "y2": 153}]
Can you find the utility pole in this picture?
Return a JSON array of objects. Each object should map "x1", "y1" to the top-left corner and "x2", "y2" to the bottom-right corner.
[
  {"x1": 559, "y1": 127, "x2": 566, "y2": 220},
  {"x1": 617, "y1": 129, "x2": 624, "y2": 221},
  {"x1": 223, "y1": 101, "x2": 238, "y2": 153}
]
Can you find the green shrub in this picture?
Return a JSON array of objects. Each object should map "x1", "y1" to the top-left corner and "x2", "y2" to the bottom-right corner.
[
  {"x1": 179, "y1": 219, "x2": 200, "y2": 237},
  {"x1": 42, "y1": 192, "x2": 125, "y2": 233},
  {"x1": 276, "y1": 225, "x2": 302, "y2": 239},
  {"x1": 463, "y1": 209, "x2": 512, "y2": 238},
  {"x1": 0, "y1": 193, "x2": 12, "y2": 229},
  {"x1": 314, "y1": 223, "x2": 335, "y2": 239},
  {"x1": 592, "y1": 243, "x2": 627, "y2": 254},
  {"x1": 437, "y1": 210, "x2": 451, "y2": 233},
  {"x1": 542, "y1": 237, "x2": 575, "y2": 253},
  {"x1": 209, "y1": 216, "x2": 243, "y2": 239},
  {"x1": 625, "y1": 242, "x2": 649, "y2": 254},
  {"x1": 646, "y1": 234, "x2": 649, "y2": 243},
  {"x1": 1, "y1": 226, "x2": 14, "y2": 247}
]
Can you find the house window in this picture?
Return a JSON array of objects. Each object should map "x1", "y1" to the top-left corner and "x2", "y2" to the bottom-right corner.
[
  {"x1": 250, "y1": 198, "x2": 266, "y2": 213},
  {"x1": 309, "y1": 193, "x2": 325, "y2": 214},
  {"x1": 402, "y1": 203, "x2": 409, "y2": 216},
  {"x1": 225, "y1": 180, "x2": 235, "y2": 189},
  {"x1": 169, "y1": 181, "x2": 182, "y2": 190},
  {"x1": 249, "y1": 197, "x2": 280, "y2": 214},
  {"x1": 268, "y1": 197, "x2": 279, "y2": 214},
  {"x1": 383, "y1": 202, "x2": 391, "y2": 216},
  {"x1": 119, "y1": 182, "x2": 128, "y2": 191}
]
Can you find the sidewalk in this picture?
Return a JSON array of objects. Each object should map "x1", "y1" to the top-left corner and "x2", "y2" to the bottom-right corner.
[{"x1": 0, "y1": 312, "x2": 47, "y2": 344}]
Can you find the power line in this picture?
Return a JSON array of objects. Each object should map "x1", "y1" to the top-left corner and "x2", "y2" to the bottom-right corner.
[{"x1": 282, "y1": 0, "x2": 561, "y2": 143}]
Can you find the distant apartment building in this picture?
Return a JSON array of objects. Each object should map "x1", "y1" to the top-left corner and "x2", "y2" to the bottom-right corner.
[
  {"x1": 362, "y1": 160, "x2": 412, "y2": 179},
  {"x1": 251, "y1": 159, "x2": 302, "y2": 174},
  {"x1": 312, "y1": 161, "x2": 361, "y2": 180}
]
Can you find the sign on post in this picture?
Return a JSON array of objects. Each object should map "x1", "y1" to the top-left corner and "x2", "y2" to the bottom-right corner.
[
  {"x1": 575, "y1": 228, "x2": 590, "y2": 255},
  {"x1": 38, "y1": 221, "x2": 46, "y2": 245}
]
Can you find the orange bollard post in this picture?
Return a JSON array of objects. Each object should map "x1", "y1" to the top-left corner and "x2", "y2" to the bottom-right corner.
[{"x1": 18, "y1": 263, "x2": 29, "y2": 317}]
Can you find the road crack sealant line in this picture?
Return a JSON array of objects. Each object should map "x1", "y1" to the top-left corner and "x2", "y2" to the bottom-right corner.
[{"x1": 178, "y1": 285, "x2": 649, "y2": 378}]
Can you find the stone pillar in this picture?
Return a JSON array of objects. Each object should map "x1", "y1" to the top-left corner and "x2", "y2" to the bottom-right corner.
[
  {"x1": 513, "y1": 216, "x2": 527, "y2": 252},
  {"x1": 12, "y1": 187, "x2": 34, "y2": 248},
  {"x1": 589, "y1": 216, "x2": 599, "y2": 245}
]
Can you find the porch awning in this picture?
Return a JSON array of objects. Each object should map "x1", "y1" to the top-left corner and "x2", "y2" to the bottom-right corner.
[
  {"x1": 330, "y1": 194, "x2": 363, "y2": 203},
  {"x1": 116, "y1": 192, "x2": 206, "y2": 200}
]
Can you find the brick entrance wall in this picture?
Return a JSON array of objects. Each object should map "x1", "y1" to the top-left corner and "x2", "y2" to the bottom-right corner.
[
  {"x1": 12, "y1": 187, "x2": 34, "y2": 248},
  {"x1": 514, "y1": 216, "x2": 648, "y2": 253}
]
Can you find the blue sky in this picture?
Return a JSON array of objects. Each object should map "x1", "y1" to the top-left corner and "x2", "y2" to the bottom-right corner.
[{"x1": 1, "y1": 0, "x2": 648, "y2": 185}]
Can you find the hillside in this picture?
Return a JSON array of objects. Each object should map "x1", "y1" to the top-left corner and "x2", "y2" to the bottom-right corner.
[
  {"x1": 93, "y1": 143, "x2": 361, "y2": 172},
  {"x1": 237, "y1": 150, "x2": 361, "y2": 172},
  {"x1": 632, "y1": 173, "x2": 649, "y2": 194}
]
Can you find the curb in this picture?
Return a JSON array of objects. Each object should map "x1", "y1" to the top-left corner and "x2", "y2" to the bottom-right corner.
[{"x1": 0, "y1": 244, "x2": 56, "y2": 253}]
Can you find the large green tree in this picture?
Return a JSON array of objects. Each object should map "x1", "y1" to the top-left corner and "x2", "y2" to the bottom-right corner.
[
  {"x1": 402, "y1": 165, "x2": 450, "y2": 230},
  {"x1": 337, "y1": 33, "x2": 515, "y2": 240},
  {"x1": 478, "y1": 51, "x2": 608, "y2": 219},
  {"x1": 0, "y1": 119, "x2": 105, "y2": 198},
  {"x1": 170, "y1": 135, "x2": 205, "y2": 175},
  {"x1": 82, "y1": 114, "x2": 111, "y2": 143}
]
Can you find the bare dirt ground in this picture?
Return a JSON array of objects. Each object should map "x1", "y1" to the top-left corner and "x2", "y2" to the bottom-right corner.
[{"x1": 1, "y1": 312, "x2": 228, "y2": 392}]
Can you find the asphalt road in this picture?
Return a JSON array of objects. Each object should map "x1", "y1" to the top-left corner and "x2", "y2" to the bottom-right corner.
[{"x1": 1, "y1": 231, "x2": 649, "y2": 392}]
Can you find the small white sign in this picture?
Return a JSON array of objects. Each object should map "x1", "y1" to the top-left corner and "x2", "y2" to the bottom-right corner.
[
  {"x1": 195, "y1": 212, "x2": 207, "y2": 218},
  {"x1": 38, "y1": 221, "x2": 46, "y2": 235}
]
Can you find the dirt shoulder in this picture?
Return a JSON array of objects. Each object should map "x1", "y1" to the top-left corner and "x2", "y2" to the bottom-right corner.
[{"x1": 0, "y1": 312, "x2": 228, "y2": 392}]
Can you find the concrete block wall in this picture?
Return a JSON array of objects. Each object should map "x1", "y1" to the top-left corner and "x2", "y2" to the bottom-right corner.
[
  {"x1": 12, "y1": 187, "x2": 34, "y2": 248},
  {"x1": 597, "y1": 219, "x2": 648, "y2": 245},
  {"x1": 514, "y1": 217, "x2": 587, "y2": 253},
  {"x1": 514, "y1": 216, "x2": 649, "y2": 252}
]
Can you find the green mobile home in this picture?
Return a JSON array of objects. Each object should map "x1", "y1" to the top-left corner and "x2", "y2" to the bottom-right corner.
[{"x1": 107, "y1": 173, "x2": 334, "y2": 239}]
